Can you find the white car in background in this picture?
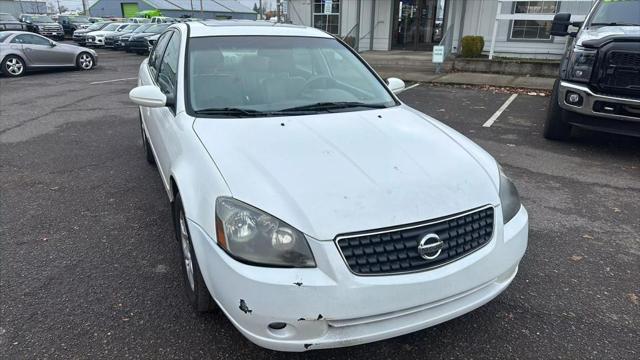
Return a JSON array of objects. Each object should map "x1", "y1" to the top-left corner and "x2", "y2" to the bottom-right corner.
[
  {"x1": 85, "y1": 22, "x2": 127, "y2": 47},
  {"x1": 129, "y1": 21, "x2": 528, "y2": 352}
]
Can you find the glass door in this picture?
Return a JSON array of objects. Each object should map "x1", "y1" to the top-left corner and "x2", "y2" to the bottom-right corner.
[{"x1": 392, "y1": 0, "x2": 440, "y2": 50}]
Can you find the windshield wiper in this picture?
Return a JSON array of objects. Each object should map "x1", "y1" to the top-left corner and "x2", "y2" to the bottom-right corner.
[
  {"x1": 194, "y1": 107, "x2": 267, "y2": 117},
  {"x1": 589, "y1": 22, "x2": 640, "y2": 27},
  {"x1": 279, "y1": 102, "x2": 389, "y2": 113}
]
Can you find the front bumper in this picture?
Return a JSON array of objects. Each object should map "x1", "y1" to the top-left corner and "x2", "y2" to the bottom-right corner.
[
  {"x1": 188, "y1": 205, "x2": 528, "y2": 352},
  {"x1": 86, "y1": 37, "x2": 104, "y2": 47},
  {"x1": 38, "y1": 31, "x2": 64, "y2": 38},
  {"x1": 559, "y1": 81, "x2": 640, "y2": 122}
]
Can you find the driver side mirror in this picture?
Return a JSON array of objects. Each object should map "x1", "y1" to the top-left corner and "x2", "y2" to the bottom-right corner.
[
  {"x1": 49, "y1": 41, "x2": 56, "y2": 47},
  {"x1": 550, "y1": 13, "x2": 572, "y2": 37},
  {"x1": 387, "y1": 77, "x2": 406, "y2": 94},
  {"x1": 129, "y1": 85, "x2": 167, "y2": 108}
]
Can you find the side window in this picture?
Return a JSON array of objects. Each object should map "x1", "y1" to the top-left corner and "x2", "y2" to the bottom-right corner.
[
  {"x1": 157, "y1": 31, "x2": 180, "y2": 97},
  {"x1": 11, "y1": 34, "x2": 49, "y2": 45},
  {"x1": 148, "y1": 32, "x2": 172, "y2": 79}
]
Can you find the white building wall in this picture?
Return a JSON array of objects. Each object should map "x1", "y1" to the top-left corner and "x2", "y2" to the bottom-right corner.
[
  {"x1": 455, "y1": 0, "x2": 595, "y2": 59},
  {"x1": 287, "y1": 0, "x2": 393, "y2": 52}
]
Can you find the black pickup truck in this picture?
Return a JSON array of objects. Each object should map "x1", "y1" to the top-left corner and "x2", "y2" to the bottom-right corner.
[
  {"x1": 544, "y1": 0, "x2": 640, "y2": 140},
  {"x1": 58, "y1": 15, "x2": 91, "y2": 37},
  {"x1": 19, "y1": 14, "x2": 64, "y2": 40},
  {"x1": 0, "y1": 13, "x2": 26, "y2": 31}
]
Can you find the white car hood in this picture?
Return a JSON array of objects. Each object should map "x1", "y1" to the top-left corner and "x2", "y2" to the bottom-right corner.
[
  {"x1": 88, "y1": 30, "x2": 114, "y2": 36},
  {"x1": 193, "y1": 106, "x2": 500, "y2": 240}
]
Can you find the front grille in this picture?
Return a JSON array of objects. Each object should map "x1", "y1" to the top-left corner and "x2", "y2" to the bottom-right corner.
[
  {"x1": 598, "y1": 48, "x2": 640, "y2": 97},
  {"x1": 336, "y1": 206, "x2": 495, "y2": 275}
]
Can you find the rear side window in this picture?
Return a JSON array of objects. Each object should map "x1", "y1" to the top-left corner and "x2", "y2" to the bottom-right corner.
[
  {"x1": 11, "y1": 34, "x2": 50, "y2": 45},
  {"x1": 149, "y1": 31, "x2": 172, "y2": 78},
  {"x1": 158, "y1": 31, "x2": 181, "y2": 97}
]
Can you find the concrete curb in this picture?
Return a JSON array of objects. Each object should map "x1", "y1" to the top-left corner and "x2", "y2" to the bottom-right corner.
[{"x1": 376, "y1": 70, "x2": 555, "y2": 90}]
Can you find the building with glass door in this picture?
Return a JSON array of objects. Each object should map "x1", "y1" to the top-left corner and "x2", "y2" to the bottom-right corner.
[{"x1": 286, "y1": 0, "x2": 595, "y2": 59}]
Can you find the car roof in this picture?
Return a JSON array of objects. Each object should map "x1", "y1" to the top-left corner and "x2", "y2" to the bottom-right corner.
[{"x1": 185, "y1": 20, "x2": 333, "y2": 39}]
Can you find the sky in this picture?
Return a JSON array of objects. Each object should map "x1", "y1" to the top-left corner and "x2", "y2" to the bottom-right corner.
[{"x1": 52, "y1": 0, "x2": 271, "y2": 12}]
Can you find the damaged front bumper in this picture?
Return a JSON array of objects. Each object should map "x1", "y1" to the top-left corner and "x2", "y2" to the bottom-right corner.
[{"x1": 188, "y1": 206, "x2": 528, "y2": 352}]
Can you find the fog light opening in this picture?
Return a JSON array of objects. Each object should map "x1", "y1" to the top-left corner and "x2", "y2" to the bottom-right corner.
[
  {"x1": 268, "y1": 322, "x2": 287, "y2": 330},
  {"x1": 565, "y1": 91, "x2": 583, "y2": 107}
]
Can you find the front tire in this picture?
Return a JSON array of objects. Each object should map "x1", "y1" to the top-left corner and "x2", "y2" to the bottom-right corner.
[
  {"x1": 543, "y1": 80, "x2": 573, "y2": 141},
  {"x1": 1, "y1": 55, "x2": 25, "y2": 77},
  {"x1": 76, "y1": 52, "x2": 95, "y2": 71},
  {"x1": 173, "y1": 193, "x2": 217, "y2": 313}
]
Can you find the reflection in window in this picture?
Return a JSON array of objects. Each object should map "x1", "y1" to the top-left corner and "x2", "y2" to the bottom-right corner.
[
  {"x1": 313, "y1": 0, "x2": 340, "y2": 35},
  {"x1": 510, "y1": 1, "x2": 559, "y2": 40}
]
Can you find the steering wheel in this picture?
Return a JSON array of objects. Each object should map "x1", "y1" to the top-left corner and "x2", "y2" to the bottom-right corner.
[{"x1": 301, "y1": 75, "x2": 334, "y2": 93}]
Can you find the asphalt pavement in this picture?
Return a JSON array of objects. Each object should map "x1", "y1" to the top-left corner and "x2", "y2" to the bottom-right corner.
[{"x1": 1, "y1": 49, "x2": 638, "y2": 359}]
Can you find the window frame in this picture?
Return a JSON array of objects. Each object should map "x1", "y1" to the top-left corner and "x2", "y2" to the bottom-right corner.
[
  {"x1": 148, "y1": 31, "x2": 173, "y2": 80},
  {"x1": 157, "y1": 30, "x2": 181, "y2": 100},
  {"x1": 312, "y1": 0, "x2": 341, "y2": 35},
  {"x1": 508, "y1": 0, "x2": 560, "y2": 42}
]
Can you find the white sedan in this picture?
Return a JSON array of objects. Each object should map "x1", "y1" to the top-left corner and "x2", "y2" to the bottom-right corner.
[{"x1": 129, "y1": 21, "x2": 528, "y2": 352}]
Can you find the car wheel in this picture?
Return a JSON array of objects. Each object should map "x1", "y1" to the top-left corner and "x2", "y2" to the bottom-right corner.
[
  {"x1": 76, "y1": 52, "x2": 95, "y2": 71},
  {"x1": 173, "y1": 193, "x2": 217, "y2": 313},
  {"x1": 1, "y1": 55, "x2": 25, "y2": 77},
  {"x1": 139, "y1": 111, "x2": 155, "y2": 165},
  {"x1": 543, "y1": 80, "x2": 573, "y2": 141}
]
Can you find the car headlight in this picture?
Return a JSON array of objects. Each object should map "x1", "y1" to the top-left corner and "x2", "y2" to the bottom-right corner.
[
  {"x1": 499, "y1": 166, "x2": 522, "y2": 224},
  {"x1": 215, "y1": 197, "x2": 316, "y2": 267},
  {"x1": 567, "y1": 48, "x2": 596, "y2": 83}
]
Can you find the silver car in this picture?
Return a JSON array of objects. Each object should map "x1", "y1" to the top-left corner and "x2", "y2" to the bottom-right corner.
[{"x1": 0, "y1": 31, "x2": 97, "y2": 77}]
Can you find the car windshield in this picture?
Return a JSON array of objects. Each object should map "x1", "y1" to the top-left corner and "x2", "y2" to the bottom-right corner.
[
  {"x1": 133, "y1": 23, "x2": 153, "y2": 33},
  {"x1": 0, "y1": 13, "x2": 17, "y2": 21},
  {"x1": 102, "y1": 23, "x2": 121, "y2": 31},
  {"x1": 187, "y1": 36, "x2": 397, "y2": 116},
  {"x1": 87, "y1": 23, "x2": 105, "y2": 30},
  {"x1": 147, "y1": 24, "x2": 170, "y2": 33},
  {"x1": 587, "y1": 0, "x2": 640, "y2": 27},
  {"x1": 124, "y1": 24, "x2": 140, "y2": 31},
  {"x1": 70, "y1": 16, "x2": 90, "y2": 23},
  {"x1": 32, "y1": 15, "x2": 54, "y2": 22}
]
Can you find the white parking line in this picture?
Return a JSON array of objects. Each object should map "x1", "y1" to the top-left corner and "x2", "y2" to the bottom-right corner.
[
  {"x1": 90, "y1": 77, "x2": 137, "y2": 85},
  {"x1": 394, "y1": 83, "x2": 421, "y2": 94},
  {"x1": 483, "y1": 93, "x2": 518, "y2": 128}
]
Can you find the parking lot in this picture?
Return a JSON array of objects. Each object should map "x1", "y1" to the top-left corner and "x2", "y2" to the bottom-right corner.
[{"x1": 1, "y1": 46, "x2": 638, "y2": 359}]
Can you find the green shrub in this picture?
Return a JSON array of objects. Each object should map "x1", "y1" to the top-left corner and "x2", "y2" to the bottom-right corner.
[{"x1": 460, "y1": 36, "x2": 485, "y2": 58}]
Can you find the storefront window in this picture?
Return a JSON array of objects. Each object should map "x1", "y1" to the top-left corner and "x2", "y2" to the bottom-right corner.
[
  {"x1": 313, "y1": 0, "x2": 340, "y2": 35},
  {"x1": 510, "y1": 1, "x2": 560, "y2": 40}
]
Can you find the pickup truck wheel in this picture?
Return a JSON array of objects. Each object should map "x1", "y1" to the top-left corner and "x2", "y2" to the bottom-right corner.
[
  {"x1": 76, "y1": 52, "x2": 94, "y2": 70},
  {"x1": 543, "y1": 80, "x2": 573, "y2": 141},
  {"x1": 1, "y1": 55, "x2": 25, "y2": 77},
  {"x1": 139, "y1": 111, "x2": 155, "y2": 165},
  {"x1": 173, "y1": 193, "x2": 217, "y2": 313}
]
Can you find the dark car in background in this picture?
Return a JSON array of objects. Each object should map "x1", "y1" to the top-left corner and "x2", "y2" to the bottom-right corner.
[
  {"x1": 544, "y1": 0, "x2": 640, "y2": 140},
  {"x1": 19, "y1": 14, "x2": 64, "y2": 40},
  {"x1": 72, "y1": 22, "x2": 109, "y2": 45},
  {"x1": 115, "y1": 23, "x2": 153, "y2": 50},
  {"x1": 104, "y1": 23, "x2": 140, "y2": 48},
  {"x1": 126, "y1": 23, "x2": 169, "y2": 54},
  {"x1": 58, "y1": 15, "x2": 91, "y2": 36},
  {"x1": 0, "y1": 13, "x2": 26, "y2": 31}
]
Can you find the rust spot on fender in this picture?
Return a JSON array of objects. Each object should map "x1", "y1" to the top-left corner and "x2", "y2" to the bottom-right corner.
[{"x1": 239, "y1": 299, "x2": 252, "y2": 314}]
